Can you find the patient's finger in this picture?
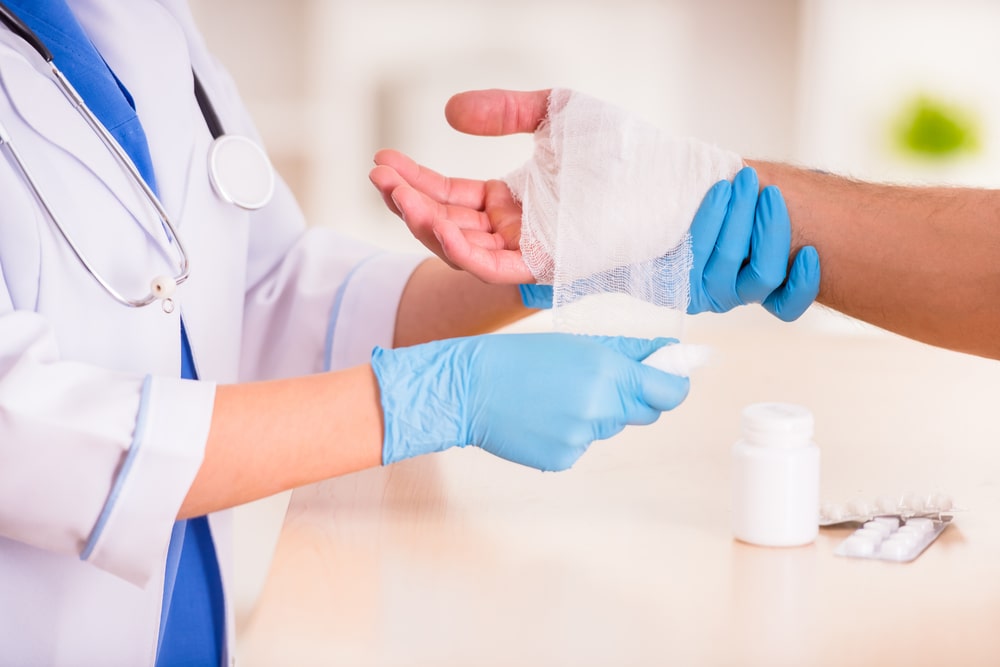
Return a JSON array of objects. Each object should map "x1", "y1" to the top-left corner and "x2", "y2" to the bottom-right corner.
[{"x1": 445, "y1": 89, "x2": 551, "y2": 137}]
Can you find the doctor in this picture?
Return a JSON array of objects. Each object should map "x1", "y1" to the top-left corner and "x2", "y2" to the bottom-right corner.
[{"x1": 0, "y1": 2, "x2": 818, "y2": 666}]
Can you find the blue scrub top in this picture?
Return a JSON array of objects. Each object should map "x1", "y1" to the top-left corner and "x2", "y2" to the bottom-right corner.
[{"x1": 5, "y1": 2, "x2": 225, "y2": 665}]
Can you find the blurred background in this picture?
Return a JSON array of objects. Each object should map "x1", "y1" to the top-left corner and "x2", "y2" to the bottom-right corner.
[{"x1": 188, "y1": 0, "x2": 1000, "y2": 254}]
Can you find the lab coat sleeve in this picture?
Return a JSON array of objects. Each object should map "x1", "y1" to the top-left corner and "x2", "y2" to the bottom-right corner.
[
  {"x1": 240, "y1": 224, "x2": 428, "y2": 379},
  {"x1": 0, "y1": 307, "x2": 215, "y2": 587}
]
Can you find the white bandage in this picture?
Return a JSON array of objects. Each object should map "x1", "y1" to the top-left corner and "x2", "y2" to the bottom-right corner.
[
  {"x1": 504, "y1": 88, "x2": 742, "y2": 336},
  {"x1": 642, "y1": 343, "x2": 713, "y2": 377}
]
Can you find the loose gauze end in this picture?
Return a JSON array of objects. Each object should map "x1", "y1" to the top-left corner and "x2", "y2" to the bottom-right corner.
[
  {"x1": 504, "y1": 88, "x2": 743, "y2": 337},
  {"x1": 642, "y1": 343, "x2": 712, "y2": 377}
]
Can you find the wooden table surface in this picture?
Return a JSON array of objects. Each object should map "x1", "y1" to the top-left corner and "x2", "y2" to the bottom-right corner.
[{"x1": 236, "y1": 311, "x2": 1000, "y2": 666}]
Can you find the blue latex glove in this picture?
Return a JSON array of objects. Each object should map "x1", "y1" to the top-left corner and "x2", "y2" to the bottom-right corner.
[
  {"x1": 518, "y1": 283, "x2": 553, "y2": 309},
  {"x1": 688, "y1": 166, "x2": 820, "y2": 321},
  {"x1": 372, "y1": 333, "x2": 689, "y2": 471}
]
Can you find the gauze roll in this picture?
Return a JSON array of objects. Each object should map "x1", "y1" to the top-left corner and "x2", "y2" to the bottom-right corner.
[{"x1": 504, "y1": 88, "x2": 743, "y2": 336}]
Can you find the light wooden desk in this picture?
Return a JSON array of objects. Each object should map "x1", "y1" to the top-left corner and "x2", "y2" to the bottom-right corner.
[{"x1": 237, "y1": 313, "x2": 1000, "y2": 666}]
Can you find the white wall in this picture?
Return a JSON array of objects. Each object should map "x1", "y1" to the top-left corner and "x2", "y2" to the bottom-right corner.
[
  {"x1": 189, "y1": 0, "x2": 801, "y2": 252},
  {"x1": 797, "y1": 0, "x2": 1000, "y2": 186}
]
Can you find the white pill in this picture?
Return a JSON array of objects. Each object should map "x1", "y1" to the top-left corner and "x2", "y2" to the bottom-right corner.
[
  {"x1": 904, "y1": 518, "x2": 935, "y2": 535},
  {"x1": 879, "y1": 539, "x2": 914, "y2": 561},
  {"x1": 872, "y1": 516, "x2": 900, "y2": 530},
  {"x1": 853, "y1": 528, "x2": 885, "y2": 545},
  {"x1": 821, "y1": 502, "x2": 845, "y2": 523},
  {"x1": 847, "y1": 499, "x2": 873, "y2": 519},
  {"x1": 901, "y1": 492, "x2": 926, "y2": 513},
  {"x1": 843, "y1": 536, "x2": 877, "y2": 557},
  {"x1": 896, "y1": 526, "x2": 926, "y2": 542},
  {"x1": 890, "y1": 530, "x2": 920, "y2": 547},
  {"x1": 926, "y1": 493, "x2": 954, "y2": 512},
  {"x1": 875, "y1": 495, "x2": 899, "y2": 514},
  {"x1": 863, "y1": 521, "x2": 894, "y2": 537}
]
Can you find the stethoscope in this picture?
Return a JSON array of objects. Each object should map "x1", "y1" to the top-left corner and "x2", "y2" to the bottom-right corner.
[{"x1": 0, "y1": 3, "x2": 275, "y2": 313}]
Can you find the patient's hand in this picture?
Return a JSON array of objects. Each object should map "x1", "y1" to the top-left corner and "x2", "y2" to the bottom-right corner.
[
  {"x1": 369, "y1": 88, "x2": 818, "y2": 323},
  {"x1": 368, "y1": 89, "x2": 552, "y2": 285},
  {"x1": 369, "y1": 150, "x2": 530, "y2": 283}
]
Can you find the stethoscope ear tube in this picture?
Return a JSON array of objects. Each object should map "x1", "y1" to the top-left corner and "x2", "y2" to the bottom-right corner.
[
  {"x1": 193, "y1": 72, "x2": 224, "y2": 140},
  {"x1": 0, "y1": 2, "x2": 52, "y2": 62}
]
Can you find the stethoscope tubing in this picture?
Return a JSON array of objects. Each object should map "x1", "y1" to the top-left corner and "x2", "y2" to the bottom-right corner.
[
  {"x1": 0, "y1": 0, "x2": 191, "y2": 310},
  {"x1": 0, "y1": 117, "x2": 165, "y2": 308},
  {"x1": 0, "y1": 1, "x2": 274, "y2": 312},
  {"x1": 49, "y1": 66, "x2": 191, "y2": 302},
  {"x1": 0, "y1": 3, "x2": 52, "y2": 62}
]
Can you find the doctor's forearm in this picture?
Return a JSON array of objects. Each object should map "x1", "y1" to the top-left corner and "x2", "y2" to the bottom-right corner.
[
  {"x1": 181, "y1": 259, "x2": 532, "y2": 517},
  {"x1": 179, "y1": 365, "x2": 383, "y2": 519},
  {"x1": 749, "y1": 160, "x2": 1000, "y2": 359},
  {"x1": 393, "y1": 258, "x2": 531, "y2": 347}
]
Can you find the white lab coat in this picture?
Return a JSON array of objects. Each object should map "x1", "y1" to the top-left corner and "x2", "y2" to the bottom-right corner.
[{"x1": 0, "y1": 1, "x2": 424, "y2": 664}]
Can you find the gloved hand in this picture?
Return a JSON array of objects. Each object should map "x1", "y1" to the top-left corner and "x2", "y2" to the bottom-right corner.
[
  {"x1": 518, "y1": 283, "x2": 553, "y2": 309},
  {"x1": 688, "y1": 167, "x2": 820, "y2": 321},
  {"x1": 372, "y1": 333, "x2": 689, "y2": 471}
]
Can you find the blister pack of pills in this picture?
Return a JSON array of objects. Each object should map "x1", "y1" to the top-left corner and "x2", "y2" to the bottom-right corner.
[
  {"x1": 819, "y1": 492, "x2": 956, "y2": 526},
  {"x1": 833, "y1": 516, "x2": 949, "y2": 563},
  {"x1": 819, "y1": 492, "x2": 958, "y2": 563}
]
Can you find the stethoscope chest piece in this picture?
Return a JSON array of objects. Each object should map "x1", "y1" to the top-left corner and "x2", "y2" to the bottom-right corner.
[{"x1": 208, "y1": 134, "x2": 275, "y2": 210}]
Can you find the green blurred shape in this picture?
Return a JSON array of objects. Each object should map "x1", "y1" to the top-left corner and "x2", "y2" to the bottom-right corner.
[{"x1": 893, "y1": 94, "x2": 980, "y2": 160}]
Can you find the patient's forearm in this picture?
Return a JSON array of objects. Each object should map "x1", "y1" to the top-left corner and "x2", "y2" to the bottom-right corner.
[{"x1": 750, "y1": 160, "x2": 1000, "y2": 358}]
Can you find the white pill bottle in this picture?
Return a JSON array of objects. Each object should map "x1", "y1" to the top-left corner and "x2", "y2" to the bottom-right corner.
[{"x1": 732, "y1": 402, "x2": 820, "y2": 547}]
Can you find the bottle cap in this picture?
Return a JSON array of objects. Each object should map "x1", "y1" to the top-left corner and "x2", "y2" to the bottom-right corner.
[{"x1": 741, "y1": 402, "x2": 814, "y2": 447}]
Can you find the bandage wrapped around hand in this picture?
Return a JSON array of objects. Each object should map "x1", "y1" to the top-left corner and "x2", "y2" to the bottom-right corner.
[{"x1": 504, "y1": 88, "x2": 743, "y2": 334}]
